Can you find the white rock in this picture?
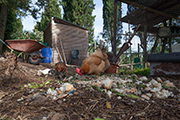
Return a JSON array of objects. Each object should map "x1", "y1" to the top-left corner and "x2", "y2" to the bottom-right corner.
[
  {"x1": 41, "y1": 68, "x2": 51, "y2": 75},
  {"x1": 139, "y1": 76, "x2": 148, "y2": 81},
  {"x1": 161, "y1": 89, "x2": 170, "y2": 98},
  {"x1": 37, "y1": 69, "x2": 51, "y2": 76},
  {"x1": 29, "y1": 89, "x2": 34, "y2": 93},
  {"x1": 146, "y1": 93, "x2": 152, "y2": 97},
  {"x1": 145, "y1": 82, "x2": 152, "y2": 87},
  {"x1": 136, "y1": 81, "x2": 142, "y2": 85},
  {"x1": 37, "y1": 70, "x2": 42, "y2": 76},
  {"x1": 145, "y1": 86, "x2": 151, "y2": 91},
  {"x1": 154, "y1": 89, "x2": 171, "y2": 99},
  {"x1": 68, "y1": 76, "x2": 73, "y2": 80},
  {"x1": 151, "y1": 88, "x2": 161, "y2": 93},
  {"x1": 47, "y1": 88, "x2": 53, "y2": 95},
  {"x1": 156, "y1": 83, "x2": 162, "y2": 89},
  {"x1": 164, "y1": 80, "x2": 170, "y2": 83},
  {"x1": 107, "y1": 91, "x2": 112, "y2": 97},
  {"x1": 151, "y1": 79, "x2": 162, "y2": 88},
  {"x1": 127, "y1": 79, "x2": 133, "y2": 83},
  {"x1": 17, "y1": 97, "x2": 24, "y2": 102},
  {"x1": 60, "y1": 83, "x2": 74, "y2": 92},
  {"x1": 117, "y1": 96, "x2": 122, "y2": 99},
  {"x1": 114, "y1": 88, "x2": 126, "y2": 94},
  {"x1": 165, "y1": 82, "x2": 174, "y2": 87},
  {"x1": 151, "y1": 79, "x2": 158, "y2": 85},
  {"x1": 0, "y1": 57, "x2": 5, "y2": 61},
  {"x1": 156, "y1": 77, "x2": 162, "y2": 83},
  {"x1": 101, "y1": 78, "x2": 113, "y2": 89},
  {"x1": 141, "y1": 94, "x2": 150, "y2": 100},
  {"x1": 51, "y1": 90, "x2": 57, "y2": 96}
]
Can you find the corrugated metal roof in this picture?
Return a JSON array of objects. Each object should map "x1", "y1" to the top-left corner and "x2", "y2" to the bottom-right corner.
[{"x1": 119, "y1": 0, "x2": 180, "y2": 27}]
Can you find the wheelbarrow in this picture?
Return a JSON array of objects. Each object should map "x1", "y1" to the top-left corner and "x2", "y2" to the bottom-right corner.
[{"x1": 0, "y1": 39, "x2": 46, "y2": 65}]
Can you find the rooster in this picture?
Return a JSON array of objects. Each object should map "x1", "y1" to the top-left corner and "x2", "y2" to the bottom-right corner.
[{"x1": 79, "y1": 48, "x2": 110, "y2": 75}]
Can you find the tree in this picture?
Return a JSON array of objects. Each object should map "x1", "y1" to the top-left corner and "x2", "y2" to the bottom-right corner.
[
  {"x1": 35, "y1": 0, "x2": 62, "y2": 31},
  {"x1": 61, "y1": 0, "x2": 95, "y2": 43},
  {"x1": 0, "y1": 0, "x2": 42, "y2": 54},
  {"x1": 102, "y1": 0, "x2": 122, "y2": 54},
  {"x1": 4, "y1": 8, "x2": 24, "y2": 40}
]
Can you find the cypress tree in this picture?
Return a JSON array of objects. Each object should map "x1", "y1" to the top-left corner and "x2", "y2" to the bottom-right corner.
[
  {"x1": 102, "y1": 0, "x2": 122, "y2": 53},
  {"x1": 35, "y1": 0, "x2": 62, "y2": 31},
  {"x1": 61, "y1": 0, "x2": 95, "y2": 43}
]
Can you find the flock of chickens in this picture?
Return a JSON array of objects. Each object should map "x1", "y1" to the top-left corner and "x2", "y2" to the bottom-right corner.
[{"x1": 55, "y1": 47, "x2": 110, "y2": 77}]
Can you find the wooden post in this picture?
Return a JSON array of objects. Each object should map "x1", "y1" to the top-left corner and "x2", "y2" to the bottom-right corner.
[
  {"x1": 143, "y1": 24, "x2": 147, "y2": 68},
  {"x1": 113, "y1": 0, "x2": 117, "y2": 58},
  {"x1": 138, "y1": 43, "x2": 140, "y2": 57},
  {"x1": 100, "y1": 40, "x2": 103, "y2": 49},
  {"x1": 130, "y1": 45, "x2": 133, "y2": 70},
  {"x1": 94, "y1": 41, "x2": 96, "y2": 51},
  {"x1": 169, "y1": 19, "x2": 172, "y2": 53}
]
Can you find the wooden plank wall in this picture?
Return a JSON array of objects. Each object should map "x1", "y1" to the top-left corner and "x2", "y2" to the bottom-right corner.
[{"x1": 51, "y1": 21, "x2": 88, "y2": 65}]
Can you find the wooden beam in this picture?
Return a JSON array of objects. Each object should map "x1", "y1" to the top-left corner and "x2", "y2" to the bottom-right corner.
[
  {"x1": 119, "y1": 0, "x2": 179, "y2": 19},
  {"x1": 113, "y1": 0, "x2": 117, "y2": 57}
]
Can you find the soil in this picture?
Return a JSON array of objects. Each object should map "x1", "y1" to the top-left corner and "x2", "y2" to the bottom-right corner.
[{"x1": 0, "y1": 55, "x2": 180, "y2": 120}]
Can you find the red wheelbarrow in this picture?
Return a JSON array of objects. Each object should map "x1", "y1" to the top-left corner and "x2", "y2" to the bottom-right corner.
[{"x1": 1, "y1": 39, "x2": 46, "y2": 65}]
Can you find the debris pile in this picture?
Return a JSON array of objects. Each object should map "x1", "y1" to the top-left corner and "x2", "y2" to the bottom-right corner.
[
  {"x1": 47, "y1": 83, "x2": 75, "y2": 100},
  {"x1": 74, "y1": 75, "x2": 176, "y2": 101}
]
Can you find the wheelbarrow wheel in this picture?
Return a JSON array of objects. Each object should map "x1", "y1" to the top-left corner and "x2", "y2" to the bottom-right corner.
[{"x1": 29, "y1": 51, "x2": 43, "y2": 65}]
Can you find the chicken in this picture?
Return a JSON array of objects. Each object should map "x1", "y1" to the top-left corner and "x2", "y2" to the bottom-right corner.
[
  {"x1": 55, "y1": 62, "x2": 66, "y2": 73},
  {"x1": 80, "y1": 47, "x2": 110, "y2": 75}
]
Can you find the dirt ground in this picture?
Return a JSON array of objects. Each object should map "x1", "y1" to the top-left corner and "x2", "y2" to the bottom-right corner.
[{"x1": 0, "y1": 55, "x2": 180, "y2": 120}]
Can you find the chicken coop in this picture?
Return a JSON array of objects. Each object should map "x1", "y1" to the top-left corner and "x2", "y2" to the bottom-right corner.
[{"x1": 44, "y1": 17, "x2": 89, "y2": 65}]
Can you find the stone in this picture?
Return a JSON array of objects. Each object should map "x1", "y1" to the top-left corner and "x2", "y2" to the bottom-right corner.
[
  {"x1": 139, "y1": 76, "x2": 148, "y2": 81},
  {"x1": 165, "y1": 82, "x2": 174, "y2": 88},
  {"x1": 101, "y1": 78, "x2": 113, "y2": 89},
  {"x1": 141, "y1": 94, "x2": 150, "y2": 100},
  {"x1": 60, "y1": 83, "x2": 74, "y2": 92},
  {"x1": 156, "y1": 77, "x2": 162, "y2": 83},
  {"x1": 29, "y1": 94, "x2": 48, "y2": 106}
]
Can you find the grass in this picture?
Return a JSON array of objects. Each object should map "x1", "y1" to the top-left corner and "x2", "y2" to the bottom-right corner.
[{"x1": 118, "y1": 68, "x2": 150, "y2": 77}]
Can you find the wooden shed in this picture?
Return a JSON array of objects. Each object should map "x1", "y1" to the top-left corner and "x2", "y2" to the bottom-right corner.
[{"x1": 44, "y1": 17, "x2": 89, "y2": 65}]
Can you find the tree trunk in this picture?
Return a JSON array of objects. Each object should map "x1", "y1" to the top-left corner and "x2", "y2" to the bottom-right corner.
[
  {"x1": 0, "y1": 4, "x2": 8, "y2": 54},
  {"x1": 161, "y1": 38, "x2": 167, "y2": 53},
  {"x1": 151, "y1": 36, "x2": 159, "y2": 54},
  {"x1": 161, "y1": 21, "x2": 167, "y2": 53}
]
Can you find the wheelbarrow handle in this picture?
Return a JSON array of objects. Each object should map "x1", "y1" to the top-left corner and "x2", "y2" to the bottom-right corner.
[{"x1": 0, "y1": 39, "x2": 13, "y2": 52}]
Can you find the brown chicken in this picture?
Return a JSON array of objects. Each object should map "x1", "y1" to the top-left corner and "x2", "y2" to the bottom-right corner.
[
  {"x1": 80, "y1": 48, "x2": 110, "y2": 75},
  {"x1": 55, "y1": 62, "x2": 66, "y2": 73}
]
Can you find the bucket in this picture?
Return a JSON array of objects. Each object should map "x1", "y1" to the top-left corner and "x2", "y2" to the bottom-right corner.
[
  {"x1": 41, "y1": 47, "x2": 52, "y2": 63},
  {"x1": 105, "y1": 63, "x2": 119, "y2": 73}
]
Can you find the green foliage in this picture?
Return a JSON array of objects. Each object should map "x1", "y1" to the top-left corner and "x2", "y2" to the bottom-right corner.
[
  {"x1": 35, "y1": 0, "x2": 62, "y2": 31},
  {"x1": 4, "y1": 8, "x2": 25, "y2": 40},
  {"x1": 61, "y1": 0, "x2": 95, "y2": 43},
  {"x1": 134, "y1": 68, "x2": 150, "y2": 77},
  {"x1": 92, "y1": 85, "x2": 102, "y2": 92},
  {"x1": 118, "y1": 67, "x2": 150, "y2": 77},
  {"x1": 95, "y1": 118, "x2": 104, "y2": 120},
  {"x1": 102, "y1": 0, "x2": 122, "y2": 52},
  {"x1": 117, "y1": 82, "x2": 121, "y2": 88},
  {"x1": 136, "y1": 83, "x2": 146, "y2": 89},
  {"x1": 127, "y1": 94, "x2": 138, "y2": 99}
]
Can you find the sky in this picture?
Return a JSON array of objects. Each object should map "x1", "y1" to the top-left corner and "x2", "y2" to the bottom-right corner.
[{"x1": 21, "y1": 0, "x2": 140, "y2": 52}]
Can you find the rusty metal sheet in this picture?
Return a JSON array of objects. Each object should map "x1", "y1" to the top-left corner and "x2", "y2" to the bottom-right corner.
[{"x1": 5, "y1": 39, "x2": 46, "y2": 53}]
